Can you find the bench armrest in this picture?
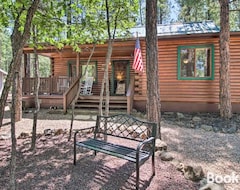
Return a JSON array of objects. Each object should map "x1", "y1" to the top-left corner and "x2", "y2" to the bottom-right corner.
[
  {"x1": 74, "y1": 126, "x2": 95, "y2": 134},
  {"x1": 136, "y1": 137, "x2": 155, "y2": 153},
  {"x1": 74, "y1": 126, "x2": 95, "y2": 139},
  {"x1": 74, "y1": 126, "x2": 95, "y2": 153},
  {"x1": 73, "y1": 126, "x2": 95, "y2": 165}
]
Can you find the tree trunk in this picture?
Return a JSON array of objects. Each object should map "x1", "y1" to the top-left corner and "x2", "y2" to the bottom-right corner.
[
  {"x1": 146, "y1": 0, "x2": 161, "y2": 139},
  {"x1": 99, "y1": 40, "x2": 113, "y2": 116},
  {"x1": 0, "y1": 0, "x2": 40, "y2": 128},
  {"x1": 9, "y1": 72, "x2": 18, "y2": 190},
  {"x1": 15, "y1": 66, "x2": 22, "y2": 122},
  {"x1": 99, "y1": 0, "x2": 113, "y2": 117},
  {"x1": 68, "y1": 45, "x2": 95, "y2": 141},
  {"x1": 104, "y1": 41, "x2": 113, "y2": 116},
  {"x1": 31, "y1": 33, "x2": 40, "y2": 150},
  {"x1": 219, "y1": 0, "x2": 232, "y2": 119}
]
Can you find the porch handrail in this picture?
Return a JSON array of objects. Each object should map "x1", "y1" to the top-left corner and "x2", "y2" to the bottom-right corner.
[
  {"x1": 63, "y1": 75, "x2": 81, "y2": 113},
  {"x1": 22, "y1": 76, "x2": 74, "y2": 95},
  {"x1": 126, "y1": 77, "x2": 135, "y2": 114}
]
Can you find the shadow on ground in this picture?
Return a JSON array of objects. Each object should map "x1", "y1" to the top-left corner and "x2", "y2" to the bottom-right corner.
[{"x1": 0, "y1": 135, "x2": 198, "y2": 190}]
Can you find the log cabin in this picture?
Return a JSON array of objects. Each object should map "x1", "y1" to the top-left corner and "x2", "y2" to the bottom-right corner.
[{"x1": 22, "y1": 21, "x2": 240, "y2": 113}]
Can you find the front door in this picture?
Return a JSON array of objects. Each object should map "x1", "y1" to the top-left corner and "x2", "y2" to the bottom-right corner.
[{"x1": 111, "y1": 60, "x2": 130, "y2": 95}]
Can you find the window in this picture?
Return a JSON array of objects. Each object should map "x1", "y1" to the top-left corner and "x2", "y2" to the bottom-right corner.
[
  {"x1": 68, "y1": 60, "x2": 97, "y2": 83},
  {"x1": 81, "y1": 61, "x2": 97, "y2": 83},
  {"x1": 177, "y1": 45, "x2": 214, "y2": 80}
]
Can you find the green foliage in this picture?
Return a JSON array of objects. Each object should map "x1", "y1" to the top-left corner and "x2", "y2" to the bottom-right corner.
[
  {"x1": 137, "y1": 0, "x2": 170, "y2": 25},
  {"x1": 106, "y1": 0, "x2": 139, "y2": 38},
  {"x1": 25, "y1": 0, "x2": 138, "y2": 51},
  {"x1": 0, "y1": 29, "x2": 12, "y2": 72},
  {"x1": 0, "y1": 1, "x2": 13, "y2": 28},
  {"x1": 157, "y1": 0, "x2": 171, "y2": 24},
  {"x1": 0, "y1": 0, "x2": 139, "y2": 77},
  {"x1": 230, "y1": 0, "x2": 240, "y2": 31},
  {"x1": 24, "y1": 54, "x2": 50, "y2": 77},
  {"x1": 38, "y1": 55, "x2": 51, "y2": 77},
  {"x1": 177, "y1": 0, "x2": 219, "y2": 23},
  {"x1": 176, "y1": 0, "x2": 240, "y2": 31}
]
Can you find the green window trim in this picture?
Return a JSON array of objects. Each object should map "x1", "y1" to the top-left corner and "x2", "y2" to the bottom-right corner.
[{"x1": 177, "y1": 44, "x2": 215, "y2": 80}]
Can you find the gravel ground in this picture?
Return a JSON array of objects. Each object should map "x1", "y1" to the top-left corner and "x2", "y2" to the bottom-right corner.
[{"x1": 1, "y1": 107, "x2": 239, "y2": 190}]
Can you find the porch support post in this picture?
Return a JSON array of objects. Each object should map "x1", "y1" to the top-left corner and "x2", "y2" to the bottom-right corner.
[
  {"x1": 50, "y1": 58, "x2": 54, "y2": 77},
  {"x1": 76, "y1": 52, "x2": 80, "y2": 77},
  {"x1": 24, "y1": 53, "x2": 30, "y2": 77}
]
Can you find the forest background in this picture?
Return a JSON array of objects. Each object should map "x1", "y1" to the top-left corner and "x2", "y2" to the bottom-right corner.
[{"x1": 1, "y1": 0, "x2": 240, "y2": 74}]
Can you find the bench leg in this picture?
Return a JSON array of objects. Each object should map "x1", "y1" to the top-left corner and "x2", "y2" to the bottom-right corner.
[
  {"x1": 152, "y1": 154, "x2": 155, "y2": 176},
  {"x1": 136, "y1": 161, "x2": 139, "y2": 190},
  {"x1": 74, "y1": 134, "x2": 77, "y2": 165}
]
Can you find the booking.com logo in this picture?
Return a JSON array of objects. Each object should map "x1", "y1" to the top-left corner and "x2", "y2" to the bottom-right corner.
[{"x1": 207, "y1": 172, "x2": 239, "y2": 184}]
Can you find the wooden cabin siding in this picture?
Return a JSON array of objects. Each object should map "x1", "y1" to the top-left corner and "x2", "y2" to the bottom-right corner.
[
  {"x1": 135, "y1": 37, "x2": 222, "y2": 108},
  {"x1": 230, "y1": 35, "x2": 240, "y2": 104},
  {"x1": 53, "y1": 57, "x2": 71, "y2": 76},
  {"x1": 159, "y1": 37, "x2": 220, "y2": 103},
  {"x1": 134, "y1": 34, "x2": 240, "y2": 112},
  {"x1": 23, "y1": 32, "x2": 240, "y2": 112}
]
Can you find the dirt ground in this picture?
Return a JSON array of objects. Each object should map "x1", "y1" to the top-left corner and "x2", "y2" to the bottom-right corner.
[
  {"x1": 0, "y1": 135, "x2": 199, "y2": 190},
  {"x1": 1, "y1": 107, "x2": 239, "y2": 189}
]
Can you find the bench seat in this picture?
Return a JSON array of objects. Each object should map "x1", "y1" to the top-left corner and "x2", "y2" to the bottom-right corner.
[{"x1": 76, "y1": 139, "x2": 151, "y2": 163}]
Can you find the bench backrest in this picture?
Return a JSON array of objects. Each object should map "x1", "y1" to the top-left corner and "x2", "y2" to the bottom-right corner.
[{"x1": 94, "y1": 114, "x2": 157, "y2": 142}]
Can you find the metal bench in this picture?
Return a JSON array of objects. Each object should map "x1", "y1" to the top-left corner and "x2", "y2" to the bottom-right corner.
[{"x1": 73, "y1": 114, "x2": 157, "y2": 190}]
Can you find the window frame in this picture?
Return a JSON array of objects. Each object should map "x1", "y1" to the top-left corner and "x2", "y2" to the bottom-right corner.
[
  {"x1": 80, "y1": 61, "x2": 98, "y2": 83},
  {"x1": 177, "y1": 44, "x2": 215, "y2": 80},
  {"x1": 68, "y1": 60, "x2": 77, "y2": 78},
  {"x1": 67, "y1": 60, "x2": 98, "y2": 83}
]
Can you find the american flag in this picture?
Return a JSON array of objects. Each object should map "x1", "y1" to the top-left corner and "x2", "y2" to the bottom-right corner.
[{"x1": 132, "y1": 38, "x2": 143, "y2": 72}]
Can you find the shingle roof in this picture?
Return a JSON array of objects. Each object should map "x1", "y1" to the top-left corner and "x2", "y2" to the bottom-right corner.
[{"x1": 130, "y1": 21, "x2": 220, "y2": 37}]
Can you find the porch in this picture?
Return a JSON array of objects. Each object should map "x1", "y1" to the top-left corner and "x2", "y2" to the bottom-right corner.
[
  {"x1": 22, "y1": 76, "x2": 76, "y2": 95},
  {"x1": 22, "y1": 76, "x2": 134, "y2": 113}
]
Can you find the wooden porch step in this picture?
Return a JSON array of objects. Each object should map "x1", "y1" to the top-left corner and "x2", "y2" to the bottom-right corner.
[
  {"x1": 78, "y1": 99, "x2": 127, "y2": 104},
  {"x1": 75, "y1": 104, "x2": 127, "y2": 109},
  {"x1": 76, "y1": 95, "x2": 127, "y2": 110},
  {"x1": 79, "y1": 95, "x2": 127, "y2": 101}
]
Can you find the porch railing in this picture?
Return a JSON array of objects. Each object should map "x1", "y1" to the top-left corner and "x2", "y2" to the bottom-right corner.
[
  {"x1": 22, "y1": 76, "x2": 76, "y2": 95},
  {"x1": 23, "y1": 76, "x2": 133, "y2": 114},
  {"x1": 63, "y1": 75, "x2": 81, "y2": 113}
]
